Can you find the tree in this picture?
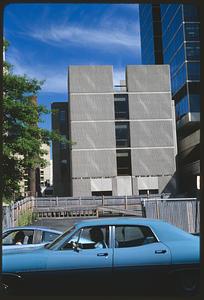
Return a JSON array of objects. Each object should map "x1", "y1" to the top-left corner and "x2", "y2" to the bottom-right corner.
[{"x1": 3, "y1": 40, "x2": 68, "y2": 201}]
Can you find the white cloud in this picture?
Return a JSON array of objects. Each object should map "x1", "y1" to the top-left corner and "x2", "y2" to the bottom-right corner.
[
  {"x1": 25, "y1": 22, "x2": 140, "y2": 52},
  {"x1": 7, "y1": 47, "x2": 68, "y2": 93}
]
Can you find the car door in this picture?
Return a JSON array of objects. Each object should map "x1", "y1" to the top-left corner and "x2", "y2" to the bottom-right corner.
[
  {"x1": 46, "y1": 225, "x2": 113, "y2": 288},
  {"x1": 112, "y1": 225, "x2": 171, "y2": 289}
]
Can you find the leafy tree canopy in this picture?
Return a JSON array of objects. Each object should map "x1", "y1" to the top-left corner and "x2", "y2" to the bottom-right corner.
[{"x1": 3, "y1": 40, "x2": 69, "y2": 201}]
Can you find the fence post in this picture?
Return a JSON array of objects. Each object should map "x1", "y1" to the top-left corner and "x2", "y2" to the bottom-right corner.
[
  {"x1": 156, "y1": 200, "x2": 160, "y2": 219},
  {"x1": 142, "y1": 199, "x2": 146, "y2": 217},
  {"x1": 102, "y1": 195, "x2": 104, "y2": 207},
  {"x1": 125, "y1": 195, "x2": 127, "y2": 210}
]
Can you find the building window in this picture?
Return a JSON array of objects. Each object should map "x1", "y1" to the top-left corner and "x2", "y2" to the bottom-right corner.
[
  {"x1": 60, "y1": 135, "x2": 67, "y2": 150},
  {"x1": 189, "y1": 94, "x2": 200, "y2": 112},
  {"x1": 116, "y1": 150, "x2": 131, "y2": 176},
  {"x1": 115, "y1": 122, "x2": 130, "y2": 148},
  {"x1": 114, "y1": 94, "x2": 129, "y2": 120},
  {"x1": 139, "y1": 189, "x2": 159, "y2": 195},
  {"x1": 185, "y1": 23, "x2": 200, "y2": 41},
  {"x1": 92, "y1": 191, "x2": 112, "y2": 196},
  {"x1": 187, "y1": 62, "x2": 200, "y2": 80},
  {"x1": 175, "y1": 95, "x2": 189, "y2": 120},
  {"x1": 59, "y1": 110, "x2": 66, "y2": 122},
  {"x1": 186, "y1": 42, "x2": 200, "y2": 61},
  {"x1": 183, "y1": 4, "x2": 199, "y2": 22}
]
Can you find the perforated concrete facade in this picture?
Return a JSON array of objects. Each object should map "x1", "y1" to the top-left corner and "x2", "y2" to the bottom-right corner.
[{"x1": 68, "y1": 65, "x2": 177, "y2": 196}]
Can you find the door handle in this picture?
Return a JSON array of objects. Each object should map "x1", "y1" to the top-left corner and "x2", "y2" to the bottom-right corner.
[
  {"x1": 97, "y1": 253, "x2": 108, "y2": 257},
  {"x1": 155, "y1": 250, "x2": 167, "y2": 254}
]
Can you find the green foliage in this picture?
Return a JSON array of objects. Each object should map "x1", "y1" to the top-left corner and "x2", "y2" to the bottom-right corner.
[
  {"x1": 3, "y1": 40, "x2": 70, "y2": 201},
  {"x1": 17, "y1": 210, "x2": 36, "y2": 226}
]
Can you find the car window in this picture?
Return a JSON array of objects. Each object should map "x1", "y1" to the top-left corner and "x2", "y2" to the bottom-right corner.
[
  {"x1": 3, "y1": 230, "x2": 34, "y2": 245},
  {"x1": 115, "y1": 225, "x2": 157, "y2": 248},
  {"x1": 47, "y1": 226, "x2": 75, "y2": 249},
  {"x1": 62, "y1": 226, "x2": 109, "y2": 250},
  {"x1": 42, "y1": 231, "x2": 60, "y2": 243}
]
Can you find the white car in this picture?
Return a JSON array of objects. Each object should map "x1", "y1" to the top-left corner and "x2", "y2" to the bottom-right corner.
[{"x1": 3, "y1": 226, "x2": 62, "y2": 250}]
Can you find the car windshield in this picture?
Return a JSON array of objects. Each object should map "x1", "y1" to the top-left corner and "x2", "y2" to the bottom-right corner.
[{"x1": 46, "y1": 226, "x2": 76, "y2": 249}]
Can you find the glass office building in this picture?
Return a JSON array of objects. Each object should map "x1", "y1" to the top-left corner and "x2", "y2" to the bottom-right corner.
[{"x1": 139, "y1": 4, "x2": 200, "y2": 196}]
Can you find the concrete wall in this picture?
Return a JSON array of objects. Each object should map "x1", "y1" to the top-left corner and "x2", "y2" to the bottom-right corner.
[
  {"x1": 131, "y1": 148, "x2": 176, "y2": 176},
  {"x1": 71, "y1": 150, "x2": 117, "y2": 178},
  {"x1": 72, "y1": 179, "x2": 91, "y2": 197},
  {"x1": 69, "y1": 94, "x2": 114, "y2": 121},
  {"x1": 126, "y1": 65, "x2": 176, "y2": 194},
  {"x1": 126, "y1": 65, "x2": 171, "y2": 92},
  {"x1": 128, "y1": 93, "x2": 172, "y2": 120},
  {"x1": 69, "y1": 66, "x2": 116, "y2": 194},
  {"x1": 71, "y1": 122, "x2": 116, "y2": 149},
  {"x1": 69, "y1": 66, "x2": 114, "y2": 93},
  {"x1": 130, "y1": 121, "x2": 173, "y2": 147}
]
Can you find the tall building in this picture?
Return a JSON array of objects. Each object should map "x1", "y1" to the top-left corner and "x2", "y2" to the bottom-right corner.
[
  {"x1": 19, "y1": 144, "x2": 52, "y2": 197},
  {"x1": 139, "y1": 4, "x2": 200, "y2": 196},
  {"x1": 68, "y1": 65, "x2": 177, "y2": 197},
  {"x1": 51, "y1": 102, "x2": 70, "y2": 196},
  {"x1": 139, "y1": 4, "x2": 163, "y2": 64}
]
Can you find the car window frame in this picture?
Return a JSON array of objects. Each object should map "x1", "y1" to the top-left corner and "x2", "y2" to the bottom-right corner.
[
  {"x1": 112, "y1": 224, "x2": 159, "y2": 249},
  {"x1": 3, "y1": 229, "x2": 35, "y2": 245},
  {"x1": 59, "y1": 225, "x2": 111, "y2": 251}
]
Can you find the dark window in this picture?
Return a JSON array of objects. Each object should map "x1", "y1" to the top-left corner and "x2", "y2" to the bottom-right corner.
[
  {"x1": 139, "y1": 190, "x2": 148, "y2": 195},
  {"x1": 114, "y1": 94, "x2": 129, "y2": 119},
  {"x1": 115, "y1": 122, "x2": 130, "y2": 147},
  {"x1": 115, "y1": 225, "x2": 157, "y2": 248},
  {"x1": 171, "y1": 63, "x2": 187, "y2": 95},
  {"x1": 187, "y1": 62, "x2": 200, "y2": 80},
  {"x1": 185, "y1": 23, "x2": 200, "y2": 41},
  {"x1": 186, "y1": 42, "x2": 200, "y2": 61},
  {"x1": 116, "y1": 150, "x2": 131, "y2": 176},
  {"x1": 189, "y1": 94, "x2": 200, "y2": 112},
  {"x1": 92, "y1": 191, "x2": 112, "y2": 196},
  {"x1": 183, "y1": 4, "x2": 199, "y2": 22},
  {"x1": 149, "y1": 189, "x2": 159, "y2": 195},
  {"x1": 60, "y1": 135, "x2": 67, "y2": 150},
  {"x1": 59, "y1": 110, "x2": 66, "y2": 122},
  {"x1": 139, "y1": 189, "x2": 159, "y2": 195},
  {"x1": 175, "y1": 95, "x2": 189, "y2": 119}
]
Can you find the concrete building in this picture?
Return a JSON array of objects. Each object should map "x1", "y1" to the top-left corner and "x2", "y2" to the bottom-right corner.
[
  {"x1": 51, "y1": 102, "x2": 70, "y2": 196},
  {"x1": 19, "y1": 144, "x2": 52, "y2": 197},
  {"x1": 68, "y1": 65, "x2": 177, "y2": 197},
  {"x1": 139, "y1": 4, "x2": 200, "y2": 196},
  {"x1": 39, "y1": 144, "x2": 53, "y2": 195}
]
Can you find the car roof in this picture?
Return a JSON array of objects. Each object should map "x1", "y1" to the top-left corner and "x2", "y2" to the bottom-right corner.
[
  {"x1": 73, "y1": 217, "x2": 194, "y2": 241},
  {"x1": 74, "y1": 217, "x2": 165, "y2": 227},
  {"x1": 3, "y1": 226, "x2": 62, "y2": 234}
]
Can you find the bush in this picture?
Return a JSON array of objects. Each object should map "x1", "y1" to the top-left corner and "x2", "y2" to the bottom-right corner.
[{"x1": 17, "y1": 210, "x2": 36, "y2": 226}]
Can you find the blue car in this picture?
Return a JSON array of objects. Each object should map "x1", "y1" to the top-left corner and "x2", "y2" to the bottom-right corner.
[
  {"x1": 2, "y1": 217, "x2": 200, "y2": 296},
  {"x1": 2, "y1": 226, "x2": 62, "y2": 250}
]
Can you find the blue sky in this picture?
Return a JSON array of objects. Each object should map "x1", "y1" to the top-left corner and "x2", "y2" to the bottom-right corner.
[{"x1": 4, "y1": 3, "x2": 141, "y2": 133}]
